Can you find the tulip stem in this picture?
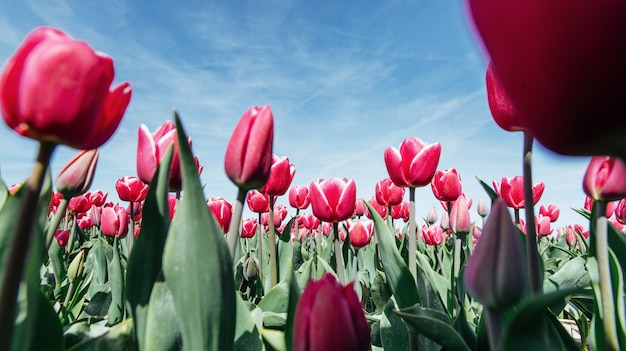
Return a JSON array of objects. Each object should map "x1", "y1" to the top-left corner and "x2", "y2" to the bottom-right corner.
[
  {"x1": 269, "y1": 197, "x2": 278, "y2": 287},
  {"x1": 595, "y1": 201, "x2": 620, "y2": 351},
  {"x1": 257, "y1": 212, "x2": 263, "y2": 280},
  {"x1": 0, "y1": 141, "x2": 55, "y2": 351},
  {"x1": 523, "y1": 132, "x2": 541, "y2": 294},
  {"x1": 227, "y1": 188, "x2": 247, "y2": 260},
  {"x1": 408, "y1": 187, "x2": 417, "y2": 286},
  {"x1": 45, "y1": 197, "x2": 69, "y2": 250},
  {"x1": 127, "y1": 201, "x2": 135, "y2": 256},
  {"x1": 333, "y1": 221, "x2": 345, "y2": 283}
]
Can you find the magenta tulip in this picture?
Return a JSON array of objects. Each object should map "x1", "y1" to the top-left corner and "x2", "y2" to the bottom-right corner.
[
  {"x1": 309, "y1": 178, "x2": 356, "y2": 223},
  {"x1": 115, "y1": 176, "x2": 148, "y2": 203},
  {"x1": 431, "y1": 168, "x2": 462, "y2": 202},
  {"x1": 246, "y1": 190, "x2": 270, "y2": 213},
  {"x1": 346, "y1": 219, "x2": 374, "y2": 248},
  {"x1": 206, "y1": 197, "x2": 233, "y2": 234},
  {"x1": 494, "y1": 176, "x2": 544, "y2": 209},
  {"x1": 224, "y1": 105, "x2": 274, "y2": 189},
  {"x1": 583, "y1": 156, "x2": 626, "y2": 202},
  {"x1": 293, "y1": 273, "x2": 370, "y2": 351},
  {"x1": 101, "y1": 204, "x2": 129, "y2": 238},
  {"x1": 55, "y1": 149, "x2": 99, "y2": 198},
  {"x1": 375, "y1": 177, "x2": 405, "y2": 207},
  {"x1": 260, "y1": 155, "x2": 295, "y2": 197},
  {"x1": 241, "y1": 218, "x2": 258, "y2": 239},
  {"x1": 0, "y1": 27, "x2": 131, "y2": 149},
  {"x1": 384, "y1": 137, "x2": 441, "y2": 188},
  {"x1": 289, "y1": 185, "x2": 311, "y2": 210},
  {"x1": 539, "y1": 204, "x2": 559, "y2": 223},
  {"x1": 421, "y1": 224, "x2": 444, "y2": 246}
]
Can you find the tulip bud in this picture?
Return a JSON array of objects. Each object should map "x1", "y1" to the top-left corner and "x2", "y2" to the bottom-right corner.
[
  {"x1": 68, "y1": 250, "x2": 85, "y2": 283},
  {"x1": 55, "y1": 149, "x2": 99, "y2": 198},
  {"x1": 464, "y1": 199, "x2": 526, "y2": 309},
  {"x1": 224, "y1": 105, "x2": 274, "y2": 190},
  {"x1": 450, "y1": 194, "x2": 471, "y2": 234},
  {"x1": 293, "y1": 273, "x2": 370, "y2": 351},
  {"x1": 243, "y1": 256, "x2": 259, "y2": 281},
  {"x1": 477, "y1": 198, "x2": 489, "y2": 218},
  {"x1": 54, "y1": 229, "x2": 70, "y2": 247},
  {"x1": 426, "y1": 206, "x2": 438, "y2": 225},
  {"x1": 583, "y1": 156, "x2": 626, "y2": 202}
]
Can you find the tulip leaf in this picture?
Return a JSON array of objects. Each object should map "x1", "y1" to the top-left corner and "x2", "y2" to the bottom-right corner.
[
  {"x1": 64, "y1": 318, "x2": 135, "y2": 351},
  {"x1": 107, "y1": 237, "x2": 124, "y2": 325},
  {"x1": 261, "y1": 329, "x2": 286, "y2": 351},
  {"x1": 475, "y1": 176, "x2": 498, "y2": 203},
  {"x1": 258, "y1": 280, "x2": 290, "y2": 313},
  {"x1": 143, "y1": 282, "x2": 181, "y2": 351},
  {"x1": 126, "y1": 145, "x2": 173, "y2": 350},
  {"x1": 161, "y1": 112, "x2": 235, "y2": 351},
  {"x1": 234, "y1": 293, "x2": 263, "y2": 351},
  {"x1": 294, "y1": 257, "x2": 315, "y2": 290},
  {"x1": 279, "y1": 217, "x2": 296, "y2": 242},
  {"x1": 380, "y1": 298, "x2": 409, "y2": 351},
  {"x1": 396, "y1": 303, "x2": 471, "y2": 351},
  {"x1": 277, "y1": 240, "x2": 293, "y2": 283},
  {"x1": 0, "y1": 178, "x2": 8, "y2": 210},
  {"x1": 285, "y1": 269, "x2": 300, "y2": 351},
  {"x1": 366, "y1": 202, "x2": 420, "y2": 309}
]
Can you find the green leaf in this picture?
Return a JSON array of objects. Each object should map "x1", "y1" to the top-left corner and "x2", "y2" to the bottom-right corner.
[
  {"x1": 475, "y1": 176, "x2": 498, "y2": 203},
  {"x1": 126, "y1": 145, "x2": 173, "y2": 350},
  {"x1": 365, "y1": 202, "x2": 419, "y2": 309},
  {"x1": 396, "y1": 303, "x2": 471, "y2": 351},
  {"x1": 277, "y1": 240, "x2": 293, "y2": 283},
  {"x1": 144, "y1": 282, "x2": 182, "y2": 351},
  {"x1": 64, "y1": 319, "x2": 134, "y2": 351},
  {"x1": 161, "y1": 112, "x2": 236, "y2": 351},
  {"x1": 285, "y1": 269, "x2": 300, "y2": 351},
  {"x1": 234, "y1": 294, "x2": 263, "y2": 351},
  {"x1": 107, "y1": 237, "x2": 124, "y2": 325},
  {"x1": 258, "y1": 280, "x2": 290, "y2": 314},
  {"x1": 380, "y1": 298, "x2": 409, "y2": 351}
]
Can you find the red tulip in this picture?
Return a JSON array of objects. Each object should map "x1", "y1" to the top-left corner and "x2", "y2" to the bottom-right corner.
[
  {"x1": 167, "y1": 194, "x2": 177, "y2": 220},
  {"x1": 241, "y1": 217, "x2": 258, "y2": 239},
  {"x1": 365, "y1": 195, "x2": 387, "y2": 220},
  {"x1": 384, "y1": 137, "x2": 441, "y2": 188},
  {"x1": 300, "y1": 213, "x2": 320, "y2": 230},
  {"x1": 246, "y1": 190, "x2": 270, "y2": 213},
  {"x1": 115, "y1": 176, "x2": 148, "y2": 203},
  {"x1": 346, "y1": 219, "x2": 374, "y2": 248},
  {"x1": 583, "y1": 156, "x2": 626, "y2": 202},
  {"x1": 293, "y1": 273, "x2": 370, "y2": 351},
  {"x1": 261, "y1": 209, "x2": 284, "y2": 229},
  {"x1": 87, "y1": 190, "x2": 108, "y2": 207},
  {"x1": 289, "y1": 185, "x2": 311, "y2": 210},
  {"x1": 421, "y1": 224, "x2": 444, "y2": 246},
  {"x1": 49, "y1": 191, "x2": 63, "y2": 214},
  {"x1": 309, "y1": 178, "x2": 356, "y2": 223},
  {"x1": 468, "y1": 0, "x2": 626, "y2": 156},
  {"x1": 0, "y1": 27, "x2": 131, "y2": 149},
  {"x1": 77, "y1": 216, "x2": 93, "y2": 230},
  {"x1": 224, "y1": 105, "x2": 274, "y2": 189},
  {"x1": 101, "y1": 204, "x2": 129, "y2": 238},
  {"x1": 375, "y1": 177, "x2": 405, "y2": 207},
  {"x1": 68, "y1": 195, "x2": 92, "y2": 214},
  {"x1": 615, "y1": 199, "x2": 626, "y2": 225},
  {"x1": 431, "y1": 168, "x2": 462, "y2": 202},
  {"x1": 54, "y1": 229, "x2": 70, "y2": 247},
  {"x1": 539, "y1": 204, "x2": 560, "y2": 223},
  {"x1": 137, "y1": 121, "x2": 202, "y2": 192},
  {"x1": 206, "y1": 197, "x2": 233, "y2": 233},
  {"x1": 584, "y1": 196, "x2": 617, "y2": 218},
  {"x1": 55, "y1": 149, "x2": 99, "y2": 198},
  {"x1": 535, "y1": 214, "x2": 552, "y2": 237},
  {"x1": 493, "y1": 176, "x2": 544, "y2": 209},
  {"x1": 260, "y1": 155, "x2": 295, "y2": 196},
  {"x1": 391, "y1": 201, "x2": 410, "y2": 222},
  {"x1": 354, "y1": 198, "x2": 366, "y2": 217},
  {"x1": 486, "y1": 62, "x2": 526, "y2": 132}
]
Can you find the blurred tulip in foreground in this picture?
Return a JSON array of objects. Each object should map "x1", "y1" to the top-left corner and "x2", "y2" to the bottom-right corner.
[
  {"x1": 583, "y1": 156, "x2": 626, "y2": 202},
  {"x1": 486, "y1": 62, "x2": 526, "y2": 132}
]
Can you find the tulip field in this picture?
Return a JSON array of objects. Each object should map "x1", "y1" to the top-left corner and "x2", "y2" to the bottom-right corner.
[{"x1": 2, "y1": 3, "x2": 626, "y2": 351}]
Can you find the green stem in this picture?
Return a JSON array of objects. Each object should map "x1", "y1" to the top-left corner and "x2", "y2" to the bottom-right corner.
[
  {"x1": 408, "y1": 187, "x2": 417, "y2": 286},
  {"x1": 45, "y1": 197, "x2": 69, "y2": 250},
  {"x1": 333, "y1": 221, "x2": 345, "y2": 283},
  {"x1": 269, "y1": 196, "x2": 277, "y2": 287},
  {"x1": 595, "y1": 201, "x2": 620, "y2": 351},
  {"x1": 523, "y1": 132, "x2": 541, "y2": 294},
  {"x1": 127, "y1": 201, "x2": 135, "y2": 256},
  {"x1": 257, "y1": 212, "x2": 263, "y2": 280},
  {"x1": 0, "y1": 142, "x2": 55, "y2": 351},
  {"x1": 227, "y1": 188, "x2": 247, "y2": 259}
]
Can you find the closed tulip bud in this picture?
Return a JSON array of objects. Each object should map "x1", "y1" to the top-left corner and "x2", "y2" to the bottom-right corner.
[
  {"x1": 431, "y1": 168, "x2": 462, "y2": 202},
  {"x1": 289, "y1": 185, "x2": 311, "y2": 210},
  {"x1": 246, "y1": 190, "x2": 270, "y2": 213},
  {"x1": 260, "y1": 155, "x2": 295, "y2": 196},
  {"x1": 54, "y1": 229, "x2": 70, "y2": 247},
  {"x1": 115, "y1": 176, "x2": 148, "y2": 203},
  {"x1": 426, "y1": 206, "x2": 438, "y2": 225},
  {"x1": 465, "y1": 199, "x2": 526, "y2": 309},
  {"x1": 486, "y1": 62, "x2": 527, "y2": 132},
  {"x1": 293, "y1": 273, "x2": 370, "y2": 351},
  {"x1": 68, "y1": 195, "x2": 92, "y2": 214},
  {"x1": 55, "y1": 149, "x2": 99, "y2": 198},
  {"x1": 477, "y1": 198, "x2": 489, "y2": 218},
  {"x1": 0, "y1": 27, "x2": 132, "y2": 149},
  {"x1": 375, "y1": 177, "x2": 405, "y2": 206},
  {"x1": 440, "y1": 211, "x2": 449, "y2": 231},
  {"x1": 354, "y1": 198, "x2": 366, "y2": 217},
  {"x1": 384, "y1": 137, "x2": 441, "y2": 188},
  {"x1": 68, "y1": 250, "x2": 85, "y2": 283},
  {"x1": 450, "y1": 194, "x2": 471, "y2": 234},
  {"x1": 583, "y1": 156, "x2": 626, "y2": 202},
  {"x1": 224, "y1": 105, "x2": 274, "y2": 189},
  {"x1": 243, "y1": 256, "x2": 259, "y2": 281},
  {"x1": 310, "y1": 178, "x2": 356, "y2": 223},
  {"x1": 535, "y1": 214, "x2": 552, "y2": 237},
  {"x1": 206, "y1": 197, "x2": 233, "y2": 233},
  {"x1": 101, "y1": 204, "x2": 129, "y2": 238}
]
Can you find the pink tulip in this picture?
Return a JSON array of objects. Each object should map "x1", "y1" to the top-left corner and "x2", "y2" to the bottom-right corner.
[
  {"x1": 346, "y1": 219, "x2": 374, "y2": 248},
  {"x1": 583, "y1": 156, "x2": 626, "y2": 202},
  {"x1": 486, "y1": 62, "x2": 526, "y2": 132},
  {"x1": 384, "y1": 137, "x2": 441, "y2": 188},
  {"x1": 425, "y1": 206, "x2": 438, "y2": 225},
  {"x1": 476, "y1": 198, "x2": 489, "y2": 218},
  {"x1": 115, "y1": 176, "x2": 149, "y2": 203},
  {"x1": 535, "y1": 214, "x2": 552, "y2": 237},
  {"x1": 450, "y1": 194, "x2": 471, "y2": 234},
  {"x1": 206, "y1": 197, "x2": 233, "y2": 233},
  {"x1": 375, "y1": 177, "x2": 405, "y2": 207},
  {"x1": 54, "y1": 229, "x2": 70, "y2": 247},
  {"x1": 260, "y1": 155, "x2": 295, "y2": 197},
  {"x1": 615, "y1": 199, "x2": 626, "y2": 225},
  {"x1": 391, "y1": 201, "x2": 410, "y2": 222},
  {"x1": 101, "y1": 204, "x2": 129, "y2": 238},
  {"x1": 293, "y1": 273, "x2": 370, "y2": 351},
  {"x1": 224, "y1": 105, "x2": 274, "y2": 189},
  {"x1": 539, "y1": 204, "x2": 560, "y2": 223},
  {"x1": 309, "y1": 178, "x2": 356, "y2": 223},
  {"x1": 241, "y1": 218, "x2": 258, "y2": 239},
  {"x1": 493, "y1": 176, "x2": 544, "y2": 209},
  {"x1": 300, "y1": 213, "x2": 320, "y2": 230},
  {"x1": 55, "y1": 149, "x2": 99, "y2": 198},
  {"x1": 354, "y1": 198, "x2": 366, "y2": 217},
  {"x1": 584, "y1": 196, "x2": 617, "y2": 218},
  {"x1": 0, "y1": 27, "x2": 131, "y2": 149},
  {"x1": 289, "y1": 185, "x2": 311, "y2": 210},
  {"x1": 468, "y1": 0, "x2": 626, "y2": 156},
  {"x1": 68, "y1": 195, "x2": 92, "y2": 214},
  {"x1": 431, "y1": 168, "x2": 462, "y2": 202},
  {"x1": 87, "y1": 190, "x2": 108, "y2": 207},
  {"x1": 246, "y1": 190, "x2": 270, "y2": 213},
  {"x1": 421, "y1": 224, "x2": 444, "y2": 246},
  {"x1": 365, "y1": 195, "x2": 387, "y2": 220}
]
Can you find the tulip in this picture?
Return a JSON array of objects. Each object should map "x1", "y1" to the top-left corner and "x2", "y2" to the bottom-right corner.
[
  {"x1": 241, "y1": 218, "x2": 258, "y2": 239},
  {"x1": 486, "y1": 62, "x2": 526, "y2": 132},
  {"x1": 0, "y1": 27, "x2": 131, "y2": 149},
  {"x1": 391, "y1": 201, "x2": 410, "y2": 222},
  {"x1": 538, "y1": 204, "x2": 559, "y2": 223},
  {"x1": 375, "y1": 177, "x2": 405, "y2": 207},
  {"x1": 346, "y1": 219, "x2": 374, "y2": 248},
  {"x1": 101, "y1": 204, "x2": 129, "y2": 238},
  {"x1": 55, "y1": 149, "x2": 99, "y2": 198},
  {"x1": 440, "y1": 211, "x2": 450, "y2": 231},
  {"x1": 477, "y1": 198, "x2": 489, "y2": 218},
  {"x1": 365, "y1": 195, "x2": 387, "y2": 220},
  {"x1": 425, "y1": 206, "x2": 438, "y2": 225},
  {"x1": 300, "y1": 213, "x2": 320, "y2": 230},
  {"x1": 584, "y1": 196, "x2": 617, "y2": 218},
  {"x1": 289, "y1": 185, "x2": 311, "y2": 210},
  {"x1": 77, "y1": 216, "x2": 93, "y2": 231},
  {"x1": 468, "y1": 1, "x2": 626, "y2": 156},
  {"x1": 260, "y1": 155, "x2": 295, "y2": 196},
  {"x1": 54, "y1": 229, "x2": 70, "y2": 247},
  {"x1": 68, "y1": 195, "x2": 92, "y2": 214},
  {"x1": 615, "y1": 199, "x2": 626, "y2": 225},
  {"x1": 465, "y1": 199, "x2": 526, "y2": 309},
  {"x1": 206, "y1": 197, "x2": 233, "y2": 234},
  {"x1": 167, "y1": 194, "x2": 177, "y2": 220},
  {"x1": 137, "y1": 120, "x2": 202, "y2": 192},
  {"x1": 87, "y1": 190, "x2": 108, "y2": 207},
  {"x1": 246, "y1": 190, "x2": 270, "y2": 213},
  {"x1": 583, "y1": 156, "x2": 626, "y2": 202},
  {"x1": 224, "y1": 105, "x2": 274, "y2": 190},
  {"x1": 293, "y1": 273, "x2": 370, "y2": 351},
  {"x1": 422, "y1": 224, "x2": 444, "y2": 246},
  {"x1": 309, "y1": 178, "x2": 356, "y2": 223},
  {"x1": 535, "y1": 214, "x2": 552, "y2": 237},
  {"x1": 450, "y1": 194, "x2": 471, "y2": 234},
  {"x1": 115, "y1": 176, "x2": 149, "y2": 203},
  {"x1": 354, "y1": 198, "x2": 366, "y2": 217},
  {"x1": 384, "y1": 137, "x2": 441, "y2": 188},
  {"x1": 49, "y1": 191, "x2": 63, "y2": 214},
  {"x1": 494, "y1": 176, "x2": 544, "y2": 209},
  {"x1": 431, "y1": 168, "x2": 462, "y2": 202}
]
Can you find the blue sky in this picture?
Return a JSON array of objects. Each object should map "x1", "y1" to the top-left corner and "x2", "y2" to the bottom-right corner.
[{"x1": 0, "y1": 0, "x2": 591, "y2": 229}]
